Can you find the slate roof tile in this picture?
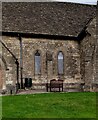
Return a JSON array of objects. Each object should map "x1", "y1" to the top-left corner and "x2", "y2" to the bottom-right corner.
[{"x1": 2, "y1": 2, "x2": 96, "y2": 37}]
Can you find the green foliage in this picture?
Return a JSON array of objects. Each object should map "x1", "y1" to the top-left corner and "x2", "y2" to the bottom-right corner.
[{"x1": 2, "y1": 92, "x2": 96, "y2": 118}]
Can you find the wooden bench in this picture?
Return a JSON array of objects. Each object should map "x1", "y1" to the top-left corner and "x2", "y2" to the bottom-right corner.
[{"x1": 46, "y1": 79, "x2": 63, "y2": 92}]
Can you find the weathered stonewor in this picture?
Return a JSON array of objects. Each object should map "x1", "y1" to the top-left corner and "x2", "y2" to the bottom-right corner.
[
  {"x1": 0, "y1": 2, "x2": 97, "y2": 92},
  {"x1": 2, "y1": 37, "x2": 81, "y2": 90},
  {"x1": 80, "y1": 18, "x2": 97, "y2": 91}
]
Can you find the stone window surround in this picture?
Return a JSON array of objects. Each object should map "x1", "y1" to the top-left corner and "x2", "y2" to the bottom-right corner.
[{"x1": 34, "y1": 50, "x2": 65, "y2": 76}]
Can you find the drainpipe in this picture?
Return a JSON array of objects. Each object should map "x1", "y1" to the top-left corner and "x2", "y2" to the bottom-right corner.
[
  {"x1": 15, "y1": 59, "x2": 20, "y2": 93},
  {"x1": 18, "y1": 34, "x2": 24, "y2": 89},
  {"x1": 15, "y1": 59, "x2": 19, "y2": 84}
]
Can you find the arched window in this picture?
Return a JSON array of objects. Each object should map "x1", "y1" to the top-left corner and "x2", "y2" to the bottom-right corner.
[
  {"x1": 58, "y1": 51, "x2": 64, "y2": 74},
  {"x1": 35, "y1": 50, "x2": 41, "y2": 74}
]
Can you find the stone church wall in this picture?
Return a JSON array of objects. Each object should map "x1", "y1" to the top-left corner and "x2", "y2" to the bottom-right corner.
[
  {"x1": 22, "y1": 38, "x2": 81, "y2": 84},
  {"x1": 1, "y1": 18, "x2": 96, "y2": 91},
  {"x1": 2, "y1": 36, "x2": 81, "y2": 89},
  {"x1": 80, "y1": 18, "x2": 97, "y2": 91},
  {"x1": 1, "y1": 37, "x2": 20, "y2": 89}
]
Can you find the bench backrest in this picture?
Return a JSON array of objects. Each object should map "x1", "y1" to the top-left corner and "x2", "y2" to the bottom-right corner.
[
  {"x1": 50, "y1": 79, "x2": 56, "y2": 83},
  {"x1": 58, "y1": 79, "x2": 63, "y2": 83},
  {"x1": 50, "y1": 79, "x2": 63, "y2": 87}
]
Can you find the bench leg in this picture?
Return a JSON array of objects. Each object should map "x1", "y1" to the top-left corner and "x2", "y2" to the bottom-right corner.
[
  {"x1": 62, "y1": 86, "x2": 63, "y2": 92},
  {"x1": 47, "y1": 86, "x2": 48, "y2": 92},
  {"x1": 50, "y1": 87, "x2": 51, "y2": 92},
  {"x1": 59, "y1": 86, "x2": 60, "y2": 92},
  {"x1": 46, "y1": 84, "x2": 48, "y2": 92}
]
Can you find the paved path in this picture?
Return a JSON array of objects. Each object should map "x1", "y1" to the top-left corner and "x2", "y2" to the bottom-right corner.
[
  {"x1": 17, "y1": 89, "x2": 48, "y2": 95},
  {"x1": 1, "y1": 88, "x2": 80, "y2": 96}
]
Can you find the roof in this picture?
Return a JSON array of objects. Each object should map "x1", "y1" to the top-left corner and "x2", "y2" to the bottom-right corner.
[{"x1": 2, "y1": 2, "x2": 96, "y2": 37}]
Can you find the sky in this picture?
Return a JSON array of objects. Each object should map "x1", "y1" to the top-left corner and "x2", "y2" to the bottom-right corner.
[
  {"x1": 1, "y1": 0, "x2": 97, "y2": 4},
  {"x1": 54, "y1": 0, "x2": 97, "y2": 5}
]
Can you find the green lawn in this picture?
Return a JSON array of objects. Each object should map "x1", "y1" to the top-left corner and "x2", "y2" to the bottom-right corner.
[{"x1": 2, "y1": 92, "x2": 96, "y2": 118}]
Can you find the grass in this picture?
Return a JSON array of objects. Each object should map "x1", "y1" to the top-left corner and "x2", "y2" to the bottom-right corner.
[{"x1": 2, "y1": 92, "x2": 97, "y2": 118}]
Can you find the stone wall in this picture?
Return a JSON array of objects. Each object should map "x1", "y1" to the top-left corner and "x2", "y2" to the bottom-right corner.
[
  {"x1": 1, "y1": 36, "x2": 20, "y2": 89},
  {"x1": 2, "y1": 36, "x2": 81, "y2": 89},
  {"x1": 1, "y1": 18, "x2": 97, "y2": 91},
  {"x1": 22, "y1": 38, "x2": 81, "y2": 84},
  {"x1": 80, "y1": 18, "x2": 97, "y2": 91}
]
